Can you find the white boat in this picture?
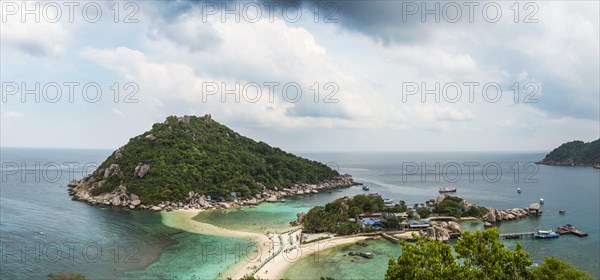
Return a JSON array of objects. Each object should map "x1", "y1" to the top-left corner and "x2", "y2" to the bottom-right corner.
[
  {"x1": 439, "y1": 187, "x2": 457, "y2": 193},
  {"x1": 517, "y1": 188, "x2": 521, "y2": 194},
  {"x1": 384, "y1": 198, "x2": 394, "y2": 207},
  {"x1": 534, "y1": 230, "x2": 559, "y2": 239},
  {"x1": 540, "y1": 198, "x2": 544, "y2": 204}
]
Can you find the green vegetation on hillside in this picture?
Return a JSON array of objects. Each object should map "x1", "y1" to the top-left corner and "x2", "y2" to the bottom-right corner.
[
  {"x1": 539, "y1": 139, "x2": 600, "y2": 166},
  {"x1": 89, "y1": 115, "x2": 338, "y2": 204},
  {"x1": 386, "y1": 228, "x2": 593, "y2": 280},
  {"x1": 302, "y1": 195, "x2": 384, "y2": 234},
  {"x1": 433, "y1": 196, "x2": 488, "y2": 218}
]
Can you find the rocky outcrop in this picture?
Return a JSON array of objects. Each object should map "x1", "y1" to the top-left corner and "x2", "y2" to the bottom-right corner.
[
  {"x1": 68, "y1": 172, "x2": 357, "y2": 212},
  {"x1": 483, "y1": 206, "x2": 536, "y2": 224},
  {"x1": 427, "y1": 224, "x2": 450, "y2": 242},
  {"x1": 134, "y1": 163, "x2": 150, "y2": 178},
  {"x1": 145, "y1": 134, "x2": 157, "y2": 144},
  {"x1": 103, "y1": 164, "x2": 122, "y2": 178}
]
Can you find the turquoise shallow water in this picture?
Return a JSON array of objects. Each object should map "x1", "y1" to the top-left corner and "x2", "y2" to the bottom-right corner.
[
  {"x1": 1, "y1": 149, "x2": 598, "y2": 279},
  {"x1": 0, "y1": 148, "x2": 251, "y2": 279}
]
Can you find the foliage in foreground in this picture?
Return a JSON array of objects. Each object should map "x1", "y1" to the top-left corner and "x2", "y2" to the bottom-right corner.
[
  {"x1": 385, "y1": 228, "x2": 592, "y2": 280},
  {"x1": 530, "y1": 256, "x2": 594, "y2": 280}
]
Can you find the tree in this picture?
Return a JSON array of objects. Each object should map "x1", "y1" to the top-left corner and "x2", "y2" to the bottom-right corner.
[
  {"x1": 454, "y1": 228, "x2": 531, "y2": 279},
  {"x1": 386, "y1": 228, "x2": 531, "y2": 280},
  {"x1": 385, "y1": 236, "x2": 462, "y2": 279},
  {"x1": 531, "y1": 257, "x2": 593, "y2": 280},
  {"x1": 416, "y1": 207, "x2": 432, "y2": 218},
  {"x1": 386, "y1": 228, "x2": 593, "y2": 279}
]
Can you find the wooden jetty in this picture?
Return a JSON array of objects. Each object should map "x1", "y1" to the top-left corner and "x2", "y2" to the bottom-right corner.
[
  {"x1": 556, "y1": 225, "x2": 588, "y2": 237},
  {"x1": 499, "y1": 232, "x2": 535, "y2": 239}
]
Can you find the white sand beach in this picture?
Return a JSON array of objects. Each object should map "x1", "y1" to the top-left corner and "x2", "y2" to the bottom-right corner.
[{"x1": 161, "y1": 209, "x2": 372, "y2": 279}]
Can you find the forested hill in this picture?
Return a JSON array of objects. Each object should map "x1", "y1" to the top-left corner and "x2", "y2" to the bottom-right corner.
[
  {"x1": 70, "y1": 114, "x2": 340, "y2": 205},
  {"x1": 537, "y1": 139, "x2": 600, "y2": 167}
]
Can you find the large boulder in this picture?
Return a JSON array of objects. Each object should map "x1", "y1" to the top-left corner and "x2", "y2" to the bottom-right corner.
[
  {"x1": 111, "y1": 196, "x2": 121, "y2": 206},
  {"x1": 447, "y1": 221, "x2": 461, "y2": 232},
  {"x1": 103, "y1": 164, "x2": 122, "y2": 178},
  {"x1": 145, "y1": 134, "x2": 157, "y2": 143},
  {"x1": 484, "y1": 210, "x2": 497, "y2": 223},
  {"x1": 130, "y1": 194, "x2": 139, "y2": 201},
  {"x1": 134, "y1": 163, "x2": 151, "y2": 178}
]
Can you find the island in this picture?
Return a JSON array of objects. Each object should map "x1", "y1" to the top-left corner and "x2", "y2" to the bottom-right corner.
[
  {"x1": 67, "y1": 114, "x2": 358, "y2": 210},
  {"x1": 537, "y1": 139, "x2": 600, "y2": 168},
  {"x1": 294, "y1": 194, "x2": 540, "y2": 243}
]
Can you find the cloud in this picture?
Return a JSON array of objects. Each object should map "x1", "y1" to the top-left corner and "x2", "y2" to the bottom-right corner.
[
  {"x1": 0, "y1": 2, "x2": 69, "y2": 56},
  {"x1": 112, "y1": 108, "x2": 125, "y2": 117},
  {"x1": 1, "y1": 111, "x2": 24, "y2": 118}
]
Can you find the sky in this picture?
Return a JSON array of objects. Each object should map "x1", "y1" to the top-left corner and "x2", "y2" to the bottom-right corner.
[{"x1": 1, "y1": 0, "x2": 599, "y2": 152}]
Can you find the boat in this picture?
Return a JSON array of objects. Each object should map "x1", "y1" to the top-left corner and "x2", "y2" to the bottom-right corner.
[
  {"x1": 559, "y1": 209, "x2": 566, "y2": 215},
  {"x1": 368, "y1": 193, "x2": 381, "y2": 197},
  {"x1": 539, "y1": 198, "x2": 544, "y2": 205},
  {"x1": 517, "y1": 188, "x2": 522, "y2": 194},
  {"x1": 362, "y1": 185, "x2": 370, "y2": 191},
  {"x1": 384, "y1": 198, "x2": 394, "y2": 207},
  {"x1": 439, "y1": 187, "x2": 457, "y2": 193},
  {"x1": 534, "y1": 230, "x2": 560, "y2": 239}
]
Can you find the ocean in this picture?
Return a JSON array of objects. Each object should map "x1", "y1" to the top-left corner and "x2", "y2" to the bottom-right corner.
[{"x1": 1, "y1": 148, "x2": 598, "y2": 279}]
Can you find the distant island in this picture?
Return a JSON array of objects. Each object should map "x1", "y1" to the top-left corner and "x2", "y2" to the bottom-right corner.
[
  {"x1": 68, "y1": 114, "x2": 357, "y2": 210},
  {"x1": 537, "y1": 139, "x2": 600, "y2": 168}
]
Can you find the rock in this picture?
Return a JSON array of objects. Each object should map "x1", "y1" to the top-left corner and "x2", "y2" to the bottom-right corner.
[
  {"x1": 246, "y1": 198, "x2": 259, "y2": 205},
  {"x1": 266, "y1": 195, "x2": 278, "y2": 202},
  {"x1": 111, "y1": 196, "x2": 122, "y2": 205},
  {"x1": 178, "y1": 115, "x2": 191, "y2": 124},
  {"x1": 130, "y1": 194, "x2": 139, "y2": 201},
  {"x1": 145, "y1": 134, "x2": 157, "y2": 143},
  {"x1": 134, "y1": 163, "x2": 150, "y2": 178},
  {"x1": 131, "y1": 200, "x2": 141, "y2": 206},
  {"x1": 188, "y1": 191, "x2": 195, "y2": 198},
  {"x1": 484, "y1": 210, "x2": 496, "y2": 223},
  {"x1": 113, "y1": 149, "x2": 123, "y2": 159},
  {"x1": 129, "y1": 205, "x2": 135, "y2": 209},
  {"x1": 150, "y1": 206, "x2": 162, "y2": 211},
  {"x1": 484, "y1": 221, "x2": 493, "y2": 227},
  {"x1": 67, "y1": 179, "x2": 80, "y2": 188},
  {"x1": 103, "y1": 163, "x2": 121, "y2": 178},
  {"x1": 218, "y1": 202, "x2": 231, "y2": 209},
  {"x1": 529, "y1": 203, "x2": 540, "y2": 211},
  {"x1": 447, "y1": 221, "x2": 461, "y2": 232}
]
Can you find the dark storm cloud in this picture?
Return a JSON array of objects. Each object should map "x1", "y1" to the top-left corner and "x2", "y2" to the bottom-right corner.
[{"x1": 155, "y1": 0, "x2": 433, "y2": 44}]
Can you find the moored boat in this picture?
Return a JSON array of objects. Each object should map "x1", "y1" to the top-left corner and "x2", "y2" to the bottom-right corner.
[
  {"x1": 439, "y1": 187, "x2": 457, "y2": 193},
  {"x1": 534, "y1": 230, "x2": 559, "y2": 239},
  {"x1": 517, "y1": 188, "x2": 522, "y2": 194},
  {"x1": 362, "y1": 185, "x2": 370, "y2": 191},
  {"x1": 384, "y1": 198, "x2": 394, "y2": 207}
]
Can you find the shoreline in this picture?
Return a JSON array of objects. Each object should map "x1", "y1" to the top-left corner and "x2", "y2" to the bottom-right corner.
[{"x1": 161, "y1": 209, "x2": 371, "y2": 279}]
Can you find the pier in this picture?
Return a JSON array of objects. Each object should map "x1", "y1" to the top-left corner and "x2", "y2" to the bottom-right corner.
[{"x1": 499, "y1": 232, "x2": 535, "y2": 239}]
